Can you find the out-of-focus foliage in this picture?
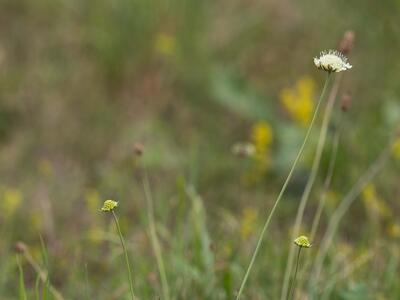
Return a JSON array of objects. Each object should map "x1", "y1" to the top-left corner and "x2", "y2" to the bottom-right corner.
[{"x1": 0, "y1": 0, "x2": 400, "y2": 299}]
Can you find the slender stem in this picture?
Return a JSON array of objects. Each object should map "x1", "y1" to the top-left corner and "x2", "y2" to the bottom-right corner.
[
  {"x1": 35, "y1": 274, "x2": 41, "y2": 300},
  {"x1": 295, "y1": 121, "x2": 342, "y2": 292},
  {"x1": 38, "y1": 234, "x2": 50, "y2": 299},
  {"x1": 288, "y1": 247, "x2": 302, "y2": 300},
  {"x1": 112, "y1": 211, "x2": 136, "y2": 300},
  {"x1": 309, "y1": 119, "x2": 342, "y2": 242},
  {"x1": 143, "y1": 168, "x2": 170, "y2": 300},
  {"x1": 235, "y1": 74, "x2": 331, "y2": 300},
  {"x1": 84, "y1": 263, "x2": 91, "y2": 300},
  {"x1": 281, "y1": 73, "x2": 341, "y2": 300},
  {"x1": 17, "y1": 255, "x2": 28, "y2": 300}
]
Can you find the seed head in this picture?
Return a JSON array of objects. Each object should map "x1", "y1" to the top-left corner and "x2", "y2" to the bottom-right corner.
[
  {"x1": 15, "y1": 241, "x2": 27, "y2": 253},
  {"x1": 294, "y1": 235, "x2": 311, "y2": 248},
  {"x1": 101, "y1": 200, "x2": 118, "y2": 212},
  {"x1": 314, "y1": 50, "x2": 352, "y2": 73},
  {"x1": 338, "y1": 30, "x2": 355, "y2": 55},
  {"x1": 340, "y1": 92, "x2": 352, "y2": 112},
  {"x1": 133, "y1": 142, "x2": 144, "y2": 156}
]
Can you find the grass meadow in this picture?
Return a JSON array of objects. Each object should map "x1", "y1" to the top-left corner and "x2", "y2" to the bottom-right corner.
[{"x1": 0, "y1": 0, "x2": 400, "y2": 299}]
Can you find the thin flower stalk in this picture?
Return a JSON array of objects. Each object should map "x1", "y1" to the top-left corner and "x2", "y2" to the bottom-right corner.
[
  {"x1": 280, "y1": 73, "x2": 343, "y2": 300},
  {"x1": 298, "y1": 117, "x2": 343, "y2": 292},
  {"x1": 287, "y1": 247, "x2": 302, "y2": 300},
  {"x1": 17, "y1": 255, "x2": 27, "y2": 300},
  {"x1": 143, "y1": 168, "x2": 170, "y2": 300},
  {"x1": 309, "y1": 117, "x2": 342, "y2": 242},
  {"x1": 101, "y1": 200, "x2": 136, "y2": 300},
  {"x1": 235, "y1": 73, "x2": 332, "y2": 300},
  {"x1": 288, "y1": 236, "x2": 311, "y2": 300},
  {"x1": 111, "y1": 210, "x2": 136, "y2": 300},
  {"x1": 84, "y1": 263, "x2": 92, "y2": 300}
]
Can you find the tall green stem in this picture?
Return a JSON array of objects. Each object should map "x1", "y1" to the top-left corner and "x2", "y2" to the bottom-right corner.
[
  {"x1": 287, "y1": 247, "x2": 302, "y2": 300},
  {"x1": 309, "y1": 118, "x2": 342, "y2": 242},
  {"x1": 143, "y1": 169, "x2": 170, "y2": 300},
  {"x1": 112, "y1": 211, "x2": 136, "y2": 300},
  {"x1": 235, "y1": 74, "x2": 331, "y2": 299},
  {"x1": 280, "y1": 73, "x2": 340, "y2": 300},
  {"x1": 17, "y1": 255, "x2": 27, "y2": 300}
]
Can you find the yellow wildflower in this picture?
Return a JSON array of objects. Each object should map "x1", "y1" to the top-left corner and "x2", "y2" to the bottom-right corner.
[
  {"x1": 362, "y1": 184, "x2": 391, "y2": 219},
  {"x1": 251, "y1": 121, "x2": 273, "y2": 153},
  {"x1": 240, "y1": 208, "x2": 258, "y2": 240},
  {"x1": 392, "y1": 138, "x2": 400, "y2": 160},
  {"x1": 362, "y1": 184, "x2": 376, "y2": 201},
  {"x1": 280, "y1": 76, "x2": 316, "y2": 126},
  {"x1": 387, "y1": 223, "x2": 400, "y2": 239},
  {"x1": 296, "y1": 76, "x2": 315, "y2": 99},
  {"x1": 242, "y1": 121, "x2": 274, "y2": 185},
  {"x1": 1, "y1": 188, "x2": 22, "y2": 218},
  {"x1": 155, "y1": 33, "x2": 176, "y2": 57}
]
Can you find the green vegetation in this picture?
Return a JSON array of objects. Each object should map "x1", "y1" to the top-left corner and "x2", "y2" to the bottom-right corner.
[{"x1": 1, "y1": 0, "x2": 400, "y2": 299}]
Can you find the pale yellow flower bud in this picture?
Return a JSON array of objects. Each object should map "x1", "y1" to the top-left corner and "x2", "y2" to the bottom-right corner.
[
  {"x1": 101, "y1": 200, "x2": 118, "y2": 212},
  {"x1": 294, "y1": 235, "x2": 311, "y2": 248}
]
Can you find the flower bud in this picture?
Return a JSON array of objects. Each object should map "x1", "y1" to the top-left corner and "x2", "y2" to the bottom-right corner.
[
  {"x1": 294, "y1": 235, "x2": 311, "y2": 248},
  {"x1": 340, "y1": 92, "x2": 352, "y2": 112},
  {"x1": 133, "y1": 143, "x2": 144, "y2": 156},
  {"x1": 15, "y1": 241, "x2": 27, "y2": 253},
  {"x1": 338, "y1": 30, "x2": 355, "y2": 55},
  {"x1": 101, "y1": 200, "x2": 118, "y2": 212}
]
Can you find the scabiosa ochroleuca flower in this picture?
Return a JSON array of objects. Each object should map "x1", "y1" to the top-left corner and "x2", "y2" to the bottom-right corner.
[{"x1": 314, "y1": 50, "x2": 352, "y2": 73}]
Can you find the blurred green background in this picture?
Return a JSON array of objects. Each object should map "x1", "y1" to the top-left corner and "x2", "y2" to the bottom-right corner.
[{"x1": 0, "y1": 0, "x2": 400, "y2": 299}]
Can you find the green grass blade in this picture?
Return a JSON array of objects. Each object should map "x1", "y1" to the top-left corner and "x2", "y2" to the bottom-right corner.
[{"x1": 16, "y1": 255, "x2": 27, "y2": 300}]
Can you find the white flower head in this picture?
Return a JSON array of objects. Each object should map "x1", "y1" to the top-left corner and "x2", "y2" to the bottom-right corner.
[{"x1": 314, "y1": 50, "x2": 352, "y2": 73}]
